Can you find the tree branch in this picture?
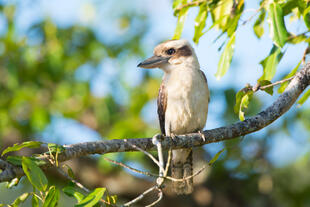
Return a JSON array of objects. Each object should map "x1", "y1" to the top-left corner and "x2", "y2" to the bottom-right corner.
[
  {"x1": 174, "y1": 0, "x2": 206, "y2": 12},
  {"x1": 1, "y1": 63, "x2": 310, "y2": 183},
  {"x1": 252, "y1": 76, "x2": 295, "y2": 92}
]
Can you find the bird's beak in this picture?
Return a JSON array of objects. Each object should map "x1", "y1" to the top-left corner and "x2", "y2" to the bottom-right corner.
[{"x1": 137, "y1": 56, "x2": 170, "y2": 69}]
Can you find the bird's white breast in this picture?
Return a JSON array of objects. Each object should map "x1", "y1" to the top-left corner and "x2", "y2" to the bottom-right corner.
[{"x1": 164, "y1": 68, "x2": 209, "y2": 136}]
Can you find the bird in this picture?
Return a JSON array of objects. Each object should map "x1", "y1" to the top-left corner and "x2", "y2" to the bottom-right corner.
[{"x1": 137, "y1": 39, "x2": 209, "y2": 194}]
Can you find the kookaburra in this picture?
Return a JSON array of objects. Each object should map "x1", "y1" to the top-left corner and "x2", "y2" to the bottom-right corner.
[{"x1": 138, "y1": 39, "x2": 209, "y2": 194}]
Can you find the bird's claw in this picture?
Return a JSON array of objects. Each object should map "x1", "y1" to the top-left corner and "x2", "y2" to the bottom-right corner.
[
  {"x1": 198, "y1": 130, "x2": 206, "y2": 142},
  {"x1": 152, "y1": 133, "x2": 164, "y2": 145},
  {"x1": 170, "y1": 133, "x2": 177, "y2": 140}
]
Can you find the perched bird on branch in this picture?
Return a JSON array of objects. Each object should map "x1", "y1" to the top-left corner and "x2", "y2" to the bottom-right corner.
[{"x1": 138, "y1": 39, "x2": 210, "y2": 194}]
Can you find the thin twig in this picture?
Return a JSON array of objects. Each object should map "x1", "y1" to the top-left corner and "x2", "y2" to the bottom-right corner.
[
  {"x1": 302, "y1": 47, "x2": 310, "y2": 64},
  {"x1": 32, "y1": 193, "x2": 44, "y2": 202},
  {"x1": 165, "y1": 164, "x2": 208, "y2": 182},
  {"x1": 57, "y1": 167, "x2": 90, "y2": 193},
  {"x1": 252, "y1": 76, "x2": 295, "y2": 92},
  {"x1": 164, "y1": 149, "x2": 172, "y2": 177},
  {"x1": 174, "y1": 0, "x2": 206, "y2": 12},
  {"x1": 241, "y1": 3, "x2": 265, "y2": 25},
  {"x1": 122, "y1": 135, "x2": 168, "y2": 207},
  {"x1": 152, "y1": 135, "x2": 165, "y2": 177},
  {"x1": 287, "y1": 31, "x2": 310, "y2": 41},
  {"x1": 153, "y1": 134, "x2": 166, "y2": 188},
  {"x1": 48, "y1": 158, "x2": 91, "y2": 195},
  {"x1": 123, "y1": 186, "x2": 157, "y2": 207},
  {"x1": 145, "y1": 188, "x2": 163, "y2": 207},
  {"x1": 103, "y1": 157, "x2": 158, "y2": 178},
  {"x1": 124, "y1": 139, "x2": 164, "y2": 172},
  {"x1": 57, "y1": 166, "x2": 115, "y2": 206}
]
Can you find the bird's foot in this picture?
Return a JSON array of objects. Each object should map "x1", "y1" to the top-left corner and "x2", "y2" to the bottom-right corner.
[
  {"x1": 170, "y1": 133, "x2": 177, "y2": 140},
  {"x1": 198, "y1": 130, "x2": 206, "y2": 142},
  {"x1": 152, "y1": 133, "x2": 164, "y2": 145}
]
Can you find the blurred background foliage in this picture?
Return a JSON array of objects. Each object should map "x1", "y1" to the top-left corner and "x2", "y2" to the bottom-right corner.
[{"x1": 0, "y1": 0, "x2": 310, "y2": 206}]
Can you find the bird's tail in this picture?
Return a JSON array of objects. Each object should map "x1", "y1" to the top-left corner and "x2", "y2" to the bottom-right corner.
[{"x1": 171, "y1": 149, "x2": 193, "y2": 195}]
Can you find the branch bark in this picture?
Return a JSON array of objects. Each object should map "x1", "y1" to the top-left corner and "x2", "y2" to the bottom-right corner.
[{"x1": 1, "y1": 63, "x2": 310, "y2": 183}]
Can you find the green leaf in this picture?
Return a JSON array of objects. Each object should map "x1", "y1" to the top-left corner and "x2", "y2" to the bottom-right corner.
[
  {"x1": 64, "y1": 164, "x2": 75, "y2": 179},
  {"x1": 11, "y1": 193, "x2": 30, "y2": 207},
  {"x1": 253, "y1": 9, "x2": 266, "y2": 38},
  {"x1": 267, "y1": 2, "x2": 289, "y2": 48},
  {"x1": 259, "y1": 45, "x2": 283, "y2": 81},
  {"x1": 7, "y1": 156, "x2": 23, "y2": 166},
  {"x1": 303, "y1": 6, "x2": 310, "y2": 30},
  {"x1": 193, "y1": 2, "x2": 208, "y2": 44},
  {"x1": 288, "y1": 34, "x2": 308, "y2": 44},
  {"x1": 172, "y1": 0, "x2": 183, "y2": 11},
  {"x1": 2, "y1": 141, "x2": 42, "y2": 156},
  {"x1": 234, "y1": 89, "x2": 246, "y2": 114},
  {"x1": 226, "y1": 11, "x2": 243, "y2": 37},
  {"x1": 6, "y1": 178, "x2": 19, "y2": 189},
  {"x1": 215, "y1": 32, "x2": 236, "y2": 79},
  {"x1": 173, "y1": 1, "x2": 189, "y2": 40},
  {"x1": 32, "y1": 194, "x2": 39, "y2": 207},
  {"x1": 63, "y1": 186, "x2": 85, "y2": 203},
  {"x1": 43, "y1": 186, "x2": 59, "y2": 207},
  {"x1": 210, "y1": 0, "x2": 243, "y2": 36},
  {"x1": 282, "y1": 0, "x2": 299, "y2": 16},
  {"x1": 7, "y1": 156, "x2": 46, "y2": 166},
  {"x1": 234, "y1": 89, "x2": 253, "y2": 121},
  {"x1": 211, "y1": 0, "x2": 233, "y2": 30},
  {"x1": 258, "y1": 80, "x2": 273, "y2": 95},
  {"x1": 239, "y1": 91, "x2": 253, "y2": 121},
  {"x1": 298, "y1": 89, "x2": 310, "y2": 105},
  {"x1": 75, "y1": 188, "x2": 106, "y2": 207},
  {"x1": 278, "y1": 61, "x2": 301, "y2": 93},
  {"x1": 22, "y1": 157, "x2": 48, "y2": 192},
  {"x1": 227, "y1": 0, "x2": 244, "y2": 37},
  {"x1": 208, "y1": 149, "x2": 225, "y2": 165}
]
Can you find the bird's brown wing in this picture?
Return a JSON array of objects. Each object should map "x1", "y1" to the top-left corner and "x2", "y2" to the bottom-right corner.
[
  {"x1": 199, "y1": 69, "x2": 210, "y2": 103},
  {"x1": 157, "y1": 82, "x2": 167, "y2": 135}
]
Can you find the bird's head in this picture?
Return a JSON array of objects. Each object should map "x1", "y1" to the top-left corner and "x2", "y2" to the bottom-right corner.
[{"x1": 138, "y1": 39, "x2": 199, "y2": 72}]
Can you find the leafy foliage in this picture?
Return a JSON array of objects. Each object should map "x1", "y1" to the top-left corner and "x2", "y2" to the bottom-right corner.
[
  {"x1": 254, "y1": 9, "x2": 266, "y2": 38},
  {"x1": 267, "y1": 2, "x2": 289, "y2": 48},
  {"x1": 22, "y1": 157, "x2": 48, "y2": 192},
  {"x1": 75, "y1": 188, "x2": 106, "y2": 207},
  {"x1": 63, "y1": 186, "x2": 85, "y2": 203},
  {"x1": 215, "y1": 32, "x2": 236, "y2": 79},
  {"x1": 298, "y1": 89, "x2": 310, "y2": 105},
  {"x1": 193, "y1": 2, "x2": 208, "y2": 44},
  {"x1": 2, "y1": 141, "x2": 41, "y2": 156},
  {"x1": 259, "y1": 45, "x2": 284, "y2": 81},
  {"x1": 9, "y1": 193, "x2": 30, "y2": 207},
  {"x1": 234, "y1": 88, "x2": 253, "y2": 121},
  {"x1": 208, "y1": 148, "x2": 225, "y2": 165},
  {"x1": 43, "y1": 186, "x2": 59, "y2": 207},
  {"x1": 173, "y1": 0, "x2": 190, "y2": 39},
  {"x1": 172, "y1": 0, "x2": 310, "y2": 116},
  {"x1": 259, "y1": 80, "x2": 274, "y2": 95}
]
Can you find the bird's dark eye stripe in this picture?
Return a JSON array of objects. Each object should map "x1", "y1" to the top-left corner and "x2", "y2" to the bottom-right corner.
[{"x1": 166, "y1": 48, "x2": 176, "y2": 55}]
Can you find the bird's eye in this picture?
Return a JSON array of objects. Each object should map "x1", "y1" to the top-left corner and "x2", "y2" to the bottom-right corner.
[{"x1": 166, "y1": 48, "x2": 176, "y2": 55}]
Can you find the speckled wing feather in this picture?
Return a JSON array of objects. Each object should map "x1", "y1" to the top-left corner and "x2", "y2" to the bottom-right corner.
[{"x1": 157, "y1": 82, "x2": 167, "y2": 135}]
